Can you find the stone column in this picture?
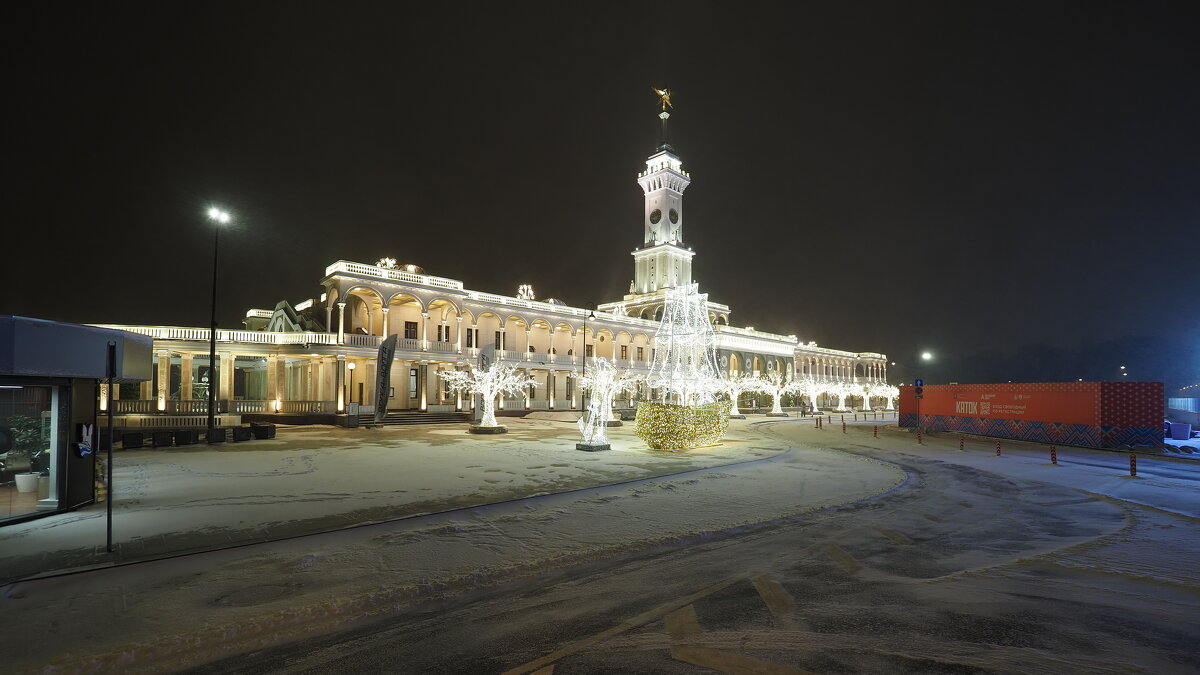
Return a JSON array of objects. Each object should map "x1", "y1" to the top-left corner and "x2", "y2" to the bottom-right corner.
[
  {"x1": 219, "y1": 351, "x2": 234, "y2": 409},
  {"x1": 455, "y1": 363, "x2": 463, "y2": 411},
  {"x1": 547, "y1": 370, "x2": 555, "y2": 409},
  {"x1": 156, "y1": 349, "x2": 170, "y2": 411},
  {"x1": 418, "y1": 362, "x2": 428, "y2": 411},
  {"x1": 180, "y1": 354, "x2": 194, "y2": 400},
  {"x1": 381, "y1": 307, "x2": 390, "y2": 338},
  {"x1": 266, "y1": 355, "x2": 279, "y2": 403},
  {"x1": 421, "y1": 312, "x2": 430, "y2": 350},
  {"x1": 456, "y1": 316, "x2": 463, "y2": 353},
  {"x1": 498, "y1": 327, "x2": 507, "y2": 358},
  {"x1": 337, "y1": 302, "x2": 346, "y2": 345},
  {"x1": 326, "y1": 305, "x2": 334, "y2": 333},
  {"x1": 336, "y1": 354, "x2": 346, "y2": 412},
  {"x1": 524, "y1": 329, "x2": 531, "y2": 357},
  {"x1": 367, "y1": 307, "x2": 374, "y2": 337}
]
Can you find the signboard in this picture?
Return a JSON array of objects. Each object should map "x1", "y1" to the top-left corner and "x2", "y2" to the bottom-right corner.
[
  {"x1": 373, "y1": 335, "x2": 398, "y2": 424},
  {"x1": 898, "y1": 381, "x2": 1163, "y2": 448}
]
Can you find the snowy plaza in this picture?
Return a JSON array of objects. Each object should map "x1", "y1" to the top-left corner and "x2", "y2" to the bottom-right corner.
[{"x1": 2, "y1": 416, "x2": 1198, "y2": 673}]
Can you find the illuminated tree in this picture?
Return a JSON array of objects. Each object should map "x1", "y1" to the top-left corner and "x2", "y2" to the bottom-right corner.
[
  {"x1": 439, "y1": 363, "x2": 535, "y2": 428},
  {"x1": 576, "y1": 358, "x2": 642, "y2": 444},
  {"x1": 758, "y1": 369, "x2": 796, "y2": 415},
  {"x1": 717, "y1": 372, "x2": 762, "y2": 416},
  {"x1": 647, "y1": 283, "x2": 722, "y2": 405},
  {"x1": 794, "y1": 377, "x2": 824, "y2": 413}
]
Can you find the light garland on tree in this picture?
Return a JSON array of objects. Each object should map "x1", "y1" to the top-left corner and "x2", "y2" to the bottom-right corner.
[
  {"x1": 636, "y1": 283, "x2": 731, "y2": 449},
  {"x1": 794, "y1": 377, "x2": 825, "y2": 413},
  {"x1": 575, "y1": 357, "x2": 642, "y2": 445},
  {"x1": 647, "y1": 283, "x2": 723, "y2": 405},
  {"x1": 869, "y1": 382, "x2": 900, "y2": 410},
  {"x1": 717, "y1": 372, "x2": 762, "y2": 416},
  {"x1": 438, "y1": 363, "x2": 535, "y2": 428},
  {"x1": 757, "y1": 368, "x2": 797, "y2": 415}
]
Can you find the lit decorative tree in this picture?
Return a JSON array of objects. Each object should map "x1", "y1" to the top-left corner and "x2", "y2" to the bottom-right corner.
[
  {"x1": 636, "y1": 283, "x2": 730, "y2": 449},
  {"x1": 717, "y1": 372, "x2": 762, "y2": 417},
  {"x1": 439, "y1": 363, "x2": 535, "y2": 429},
  {"x1": 758, "y1": 369, "x2": 796, "y2": 416},
  {"x1": 870, "y1": 382, "x2": 900, "y2": 410},
  {"x1": 576, "y1": 358, "x2": 642, "y2": 445},
  {"x1": 794, "y1": 377, "x2": 824, "y2": 413},
  {"x1": 647, "y1": 283, "x2": 723, "y2": 405},
  {"x1": 830, "y1": 381, "x2": 855, "y2": 412}
]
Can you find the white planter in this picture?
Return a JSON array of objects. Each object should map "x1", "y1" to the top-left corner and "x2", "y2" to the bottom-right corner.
[{"x1": 15, "y1": 472, "x2": 40, "y2": 493}]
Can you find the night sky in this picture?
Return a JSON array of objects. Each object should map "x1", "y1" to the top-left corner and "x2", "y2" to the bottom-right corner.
[{"x1": 7, "y1": 2, "x2": 1198, "y2": 389}]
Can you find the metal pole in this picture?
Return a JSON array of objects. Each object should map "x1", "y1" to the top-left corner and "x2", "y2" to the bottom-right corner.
[
  {"x1": 207, "y1": 224, "x2": 219, "y2": 440},
  {"x1": 106, "y1": 341, "x2": 115, "y2": 553}
]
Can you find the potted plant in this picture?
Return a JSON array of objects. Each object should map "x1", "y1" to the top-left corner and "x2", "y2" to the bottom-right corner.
[{"x1": 6, "y1": 415, "x2": 45, "y2": 493}]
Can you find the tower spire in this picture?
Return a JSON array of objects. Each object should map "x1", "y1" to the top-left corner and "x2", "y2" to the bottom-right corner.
[{"x1": 652, "y1": 87, "x2": 674, "y2": 152}]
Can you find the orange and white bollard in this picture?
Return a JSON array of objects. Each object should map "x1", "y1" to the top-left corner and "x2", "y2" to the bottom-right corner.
[
  {"x1": 995, "y1": 440, "x2": 1001, "y2": 456},
  {"x1": 917, "y1": 431, "x2": 923, "y2": 445},
  {"x1": 841, "y1": 415, "x2": 845, "y2": 424},
  {"x1": 1130, "y1": 454, "x2": 1137, "y2": 476},
  {"x1": 873, "y1": 425, "x2": 878, "y2": 438},
  {"x1": 959, "y1": 436, "x2": 964, "y2": 451},
  {"x1": 842, "y1": 421, "x2": 847, "y2": 434},
  {"x1": 1050, "y1": 445, "x2": 1057, "y2": 465}
]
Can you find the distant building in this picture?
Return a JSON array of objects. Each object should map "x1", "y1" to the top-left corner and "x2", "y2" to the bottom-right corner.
[{"x1": 94, "y1": 106, "x2": 889, "y2": 424}]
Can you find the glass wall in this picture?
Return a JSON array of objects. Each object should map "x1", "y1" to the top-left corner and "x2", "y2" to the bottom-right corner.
[{"x1": 0, "y1": 385, "x2": 60, "y2": 522}]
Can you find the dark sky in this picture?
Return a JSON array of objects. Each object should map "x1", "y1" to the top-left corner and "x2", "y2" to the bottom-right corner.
[{"x1": 6, "y1": 2, "x2": 1198, "y2": 386}]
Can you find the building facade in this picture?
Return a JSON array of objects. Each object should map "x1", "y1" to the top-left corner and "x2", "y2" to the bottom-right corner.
[{"x1": 95, "y1": 107, "x2": 890, "y2": 425}]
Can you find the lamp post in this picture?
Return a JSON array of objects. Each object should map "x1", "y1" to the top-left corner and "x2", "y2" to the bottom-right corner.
[
  {"x1": 206, "y1": 207, "x2": 231, "y2": 441},
  {"x1": 347, "y1": 361, "x2": 357, "y2": 405},
  {"x1": 582, "y1": 310, "x2": 595, "y2": 410}
]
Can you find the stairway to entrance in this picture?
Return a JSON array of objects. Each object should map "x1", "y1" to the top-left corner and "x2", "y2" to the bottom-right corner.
[{"x1": 356, "y1": 411, "x2": 472, "y2": 427}]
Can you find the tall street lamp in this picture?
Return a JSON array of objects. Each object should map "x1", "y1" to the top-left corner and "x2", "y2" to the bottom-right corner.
[
  {"x1": 207, "y1": 207, "x2": 231, "y2": 441},
  {"x1": 347, "y1": 361, "x2": 357, "y2": 405},
  {"x1": 581, "y1": 310, "x2": 595, "y2": 410}
]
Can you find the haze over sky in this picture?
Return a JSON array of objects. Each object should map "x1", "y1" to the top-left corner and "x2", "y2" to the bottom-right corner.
[{"x1": 6, "y1": 2, "x2": 1197, "y2": 387}]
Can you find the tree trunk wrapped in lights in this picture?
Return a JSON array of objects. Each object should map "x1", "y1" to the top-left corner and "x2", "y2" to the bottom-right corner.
[
  {"x1": 438, "y1": 363, "x2": 535, "y2": 429},
  {"x1": 636, "y1": 283, "x2": 730, "y2": 449},
  {"x1": 575, "y1": 357, "x2": 641, "y2": 445}
]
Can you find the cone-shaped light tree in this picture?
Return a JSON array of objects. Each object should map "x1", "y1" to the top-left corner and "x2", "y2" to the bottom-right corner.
[{"x1": 439, "y1": 363, "x2": 535, "y2": 428}]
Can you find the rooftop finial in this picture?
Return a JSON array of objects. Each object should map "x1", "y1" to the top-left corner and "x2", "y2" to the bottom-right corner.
[
  {"x1": 652, "y1": 87, "x2": 673, "y2": 112},
  {"x1": 652, "y1": 87, "x2": 675, "y2": 151}
]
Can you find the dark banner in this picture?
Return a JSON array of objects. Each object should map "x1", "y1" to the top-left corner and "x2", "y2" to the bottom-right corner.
[{"x1": 374, "y1": 334, "x2": 398, "y2": 423}]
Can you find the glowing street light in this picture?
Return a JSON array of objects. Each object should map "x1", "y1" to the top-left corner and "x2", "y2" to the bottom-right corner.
[
  {"x1": 206, "y1": 206, "x2": 232, "y2": 441},
  {"x1": 347, "y1": 361, "x2": 357, "y2": 403},
  {"x1": 921, "y1": 352, "x2": 933, "y2": 361}
]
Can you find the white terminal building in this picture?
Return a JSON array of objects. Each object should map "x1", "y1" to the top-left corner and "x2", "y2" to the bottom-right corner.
[{"x1": 96, "y1": 108, "x2": 890, "y2": 426}]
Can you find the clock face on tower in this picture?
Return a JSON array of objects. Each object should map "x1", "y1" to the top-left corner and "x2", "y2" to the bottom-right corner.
[
  {"x1": 649, "y1": 209, "x2": 662, "y2": 224},
  {"x1": 669, "y1": 208, "x2": 679, "y2": 224}
]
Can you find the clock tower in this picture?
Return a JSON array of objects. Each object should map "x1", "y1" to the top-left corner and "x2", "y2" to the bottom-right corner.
[
  {"x1": 598, "y1": 89, "x2": 730, "y2": 325},
  {"x1": 632, "y1": 104, "x2": 693, "y2": 294}
]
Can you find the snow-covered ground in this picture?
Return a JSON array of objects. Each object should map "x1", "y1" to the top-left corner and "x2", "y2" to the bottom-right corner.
[
  {"x1": 0, "y1": 418, "x2": 792, "y2": 581},
  {"x1": 1, "y1": 417, "x2": 1196, "y2": 673}
]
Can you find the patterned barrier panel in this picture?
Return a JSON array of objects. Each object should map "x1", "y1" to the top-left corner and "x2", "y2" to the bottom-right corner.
[{"x1": 899, "y1": 381, "x2": 1162, "y2": 449}]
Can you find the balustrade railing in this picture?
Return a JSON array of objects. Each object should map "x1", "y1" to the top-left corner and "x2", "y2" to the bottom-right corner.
[{"x1": 345, "y1": 333, "x2": 381, "y2": 347}]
